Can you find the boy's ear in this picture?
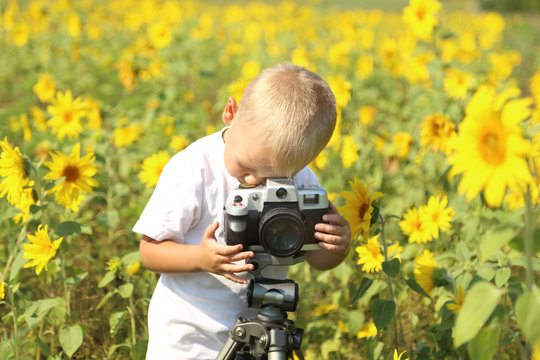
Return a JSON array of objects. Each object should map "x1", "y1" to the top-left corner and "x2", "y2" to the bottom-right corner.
[{"x1": 222, "y1": 96, "x2": 238, "y2": 125}]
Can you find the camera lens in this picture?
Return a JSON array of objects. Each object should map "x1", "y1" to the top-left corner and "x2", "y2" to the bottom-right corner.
[{"x1": 259, "y1": 207, "x2": 304, "y2": 257}]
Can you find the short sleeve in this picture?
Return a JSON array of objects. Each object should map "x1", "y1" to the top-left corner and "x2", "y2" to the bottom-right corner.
[
  {"x1": 293, "y1": 166, "x2": 321, "y2": 187},
  {"x1": 132, "y1": 152, "x2": 202, "y2": 243}
]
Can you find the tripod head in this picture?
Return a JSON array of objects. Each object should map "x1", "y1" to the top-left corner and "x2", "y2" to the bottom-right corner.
[
  {"x1": 246, "y1": 252, "x2": 305, "y2": 313},
  {"x1": 215, "y1": 252, "x2": 306, "y2": 360}
]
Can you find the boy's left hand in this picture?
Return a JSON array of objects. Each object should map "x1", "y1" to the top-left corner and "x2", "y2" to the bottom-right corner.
[{"x1": 314, "y1": 201, "x2": 351, "y2": 256}]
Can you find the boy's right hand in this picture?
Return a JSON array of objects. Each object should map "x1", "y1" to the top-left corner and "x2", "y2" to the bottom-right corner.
[{"x1": 198, "y1": 222, "x2": 255, "y2": 284}]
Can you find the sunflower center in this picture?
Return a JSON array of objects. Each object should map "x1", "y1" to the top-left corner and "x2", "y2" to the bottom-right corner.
[
  {"x1": 416, "y1": 7, "x2": 426, "y2": 21},
  {"x1": 62, "y1": 165, "x2": 80, "y2": 182},
  {"x1": 63, "y1": 110, "x2": 73, "y2": 123},
  {"x1": 479, "y1": 129, "x2": 506, "y2": 165},
  {"x1": 358, "y1": 203, "x2": 369, "y2": 219}
]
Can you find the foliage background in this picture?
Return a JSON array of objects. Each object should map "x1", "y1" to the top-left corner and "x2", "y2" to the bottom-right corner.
[{"x1": 1, "y1": 0, "x2": 539, "y2": 359}]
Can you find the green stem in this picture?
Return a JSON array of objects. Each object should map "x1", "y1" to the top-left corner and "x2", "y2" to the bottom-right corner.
[
  {"x1": 59, "y1": 249, "x2": 72, "y2": 324},
  {"x1": 379, "y1": 214, "x2": 399, "y2": 349},
  {"x1": 523, "y1": 185, "x2": 535, "y2": 291},
  {"x1": 8, "y1": 287, "x2": 19, "y2": 360},
  {"x1": 106, "y1": 155, "x2": 115, "y2": 245},
  {"x1": 127, "y1": 304, "x2": 137, "y2": 346},
  {"x1": 127, "y1": 278, "x2": 137, "y2": 346}
]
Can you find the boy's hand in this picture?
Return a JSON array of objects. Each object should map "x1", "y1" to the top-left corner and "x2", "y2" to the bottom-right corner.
[
  {"x1": 314, "y1": 202, "x2": 351, "y2": 257},
  {"x1": 199, "y1": 222, "x2": 255, "y2": 285}
]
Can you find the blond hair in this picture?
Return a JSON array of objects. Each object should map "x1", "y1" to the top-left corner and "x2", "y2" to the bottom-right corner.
[{"x1": 237, "y1": 63, "x2": 336, "y2": 177}]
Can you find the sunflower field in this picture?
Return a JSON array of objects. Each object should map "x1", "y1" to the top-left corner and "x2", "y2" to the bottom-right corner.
[{"x1": 1, "y1": 0, "x2": 540, "y2": 359}]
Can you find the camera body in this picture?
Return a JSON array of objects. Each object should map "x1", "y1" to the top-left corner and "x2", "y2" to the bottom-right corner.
[{"x1": 224, "y1": 178, "x2": 329, "y2": 257}]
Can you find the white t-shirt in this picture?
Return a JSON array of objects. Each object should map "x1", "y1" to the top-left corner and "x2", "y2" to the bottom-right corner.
[{"x1": 133, "y1": 128, "x2": 320, "y2": 359}]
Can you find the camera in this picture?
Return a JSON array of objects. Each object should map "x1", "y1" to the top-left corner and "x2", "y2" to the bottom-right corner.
[{"x1": 224, "y1": 178, "x2": 330, "y2": 257}]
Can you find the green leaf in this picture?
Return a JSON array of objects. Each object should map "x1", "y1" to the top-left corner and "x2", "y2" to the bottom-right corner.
[
  {"x1": 109, "y1": 311, "x2": 126, "y2": 336},
  {"x1": 320, "y1": 338, "x2": 340, "y2": 360},
  {"x1": 405, "y1": 278, "x2": 431, "y2": 299},
  {"x1": 119, "y1": 283, "x2": 134, "y2": 299},
  {"x1": 55, "y1": 221, "x2": 82, "y2": 237},
  {"x1": 122, "y1": 251, "x2": 141, "y2": 266},
  {"x1": 131, "y1": 340, "x2": 149, "y2": 360},
  {"x1": 371, "y1": 299, "x2": 395, "y2": 331},
  {"x1": 65, "y1": 272, "x2": 88, "y2": 286},
  {"x1": 351, "y1": 278, "x2": 373, "y2": 307},
  {"x1": 467, "y1": 326, "x2": 500, "y2": 360},
  {"x1": 477, "y1": 264, "x2": 496, "y2": 281},
  {"x1": 332, "y1": 262, "x2": 353, "y2": 287},
  {"x1": 456, "y1": 241, "x2": 471, "y2": 262},
  {"x1": 382, "y1": 258, "x2": 400, "y2": 278},
  {"x1": 454, "y1": 282, "x2": 504, "y2": 347},
  {"x1": 30, "y1": 204, "x2": 42, "y2": 214},
  {"x1": 479, "y1": 228, "x2": 516, "y2": 262},
  {"x1": 515, "y1": 287, "x2": 540, "y2": 345},
  {"x1": 494, "y1": 268, "x2": 511, "y2": 288},
  {"x1": 9, "y1": 250, "x2": 25, "y2": 281},
  {"x1": 59, "y1": 325, "x2": 83, "y2": 357},
  {"x1": 34, "y1": 337, "x2": 51, "y2": 357},
  {"x1": 343, "y1": 310, "x2": 365, "y2": 334},
  {"x1": 24, "y1": 298, "x2": 65, "y2": 329},
  {"x1": 98, "y1": 271, "x2": 116, "y2": 288},
  {"x1": 96, "y1": 289, "x2": 118, "y2": 310}
]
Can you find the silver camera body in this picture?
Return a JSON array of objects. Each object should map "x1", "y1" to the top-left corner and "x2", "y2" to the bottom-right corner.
[{"x1": 224, "y1": 178, "x2": 329, "y2": 257}]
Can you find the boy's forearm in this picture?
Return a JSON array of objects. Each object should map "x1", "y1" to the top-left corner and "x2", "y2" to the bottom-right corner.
[
  {"x1": 305, "y1": 248, "x2": 348, "y2": 271},
  {"x1": 139, "y1": 235, "x2": 204, "y2": 274}
]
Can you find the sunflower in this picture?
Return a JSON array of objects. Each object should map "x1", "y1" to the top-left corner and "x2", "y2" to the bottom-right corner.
[
  {"x1": 113, "y1": 120, "x2": 143, "y2": 148},
  {"x1": 402, "y1": 0, "x2": 442, "y2": 41},
  {"x1": 443, "y1": 68, "x2": 474, "y2": 99},
  {"x1": 328, "y1": 75, "x2": 351, "y2": 108},
  {"x1": 339, "y1": 178, "x2": 383, "y2": 241},
  {"x1": 358, "y1": 106, "x2": 377, "y2": 127},
  {"x1": 421, "y1": 195, "x2": 455, "y2": 239},
  {"x1": 0, "y1": 138, "x2": 30, "y2": 205},
  {"x1": 170, "y1": 135, "x2": 190, "y2": 153},
  {"x1": 341, "y1": 134, "x2": 359, "y2": 168},
  {"x1": 23, "y1": 224, "x2": 63, "y2": 275},
  {"x1": 138, "y1": 150, "x2": 170, "y2": 188},
  {"x1": 413, "y1": 249, "x2": 437, "y2": 295},
  {"x1": 394, "y1": 349, "x2": 409, "y2": 360},
  {"x1": 399, "y1": 207, "x2": 431, "y2": 244},
  {"x1": 47, "y1": 90, "x2": 87, "y2": 140},
  {"x1": 447, "y1": 85, "x2": 533, "y2": 208},
  {"x1": 33, "y1": 74, "x2": 56, "y2": 103},
  {"x1": 44, "y1": 143, "x2": 98, "y2": 212},
  {"x1": 419, "y1": 114, "x2": 456, "y2": 155},
  {"x1": 392, "y1": 132, "x2": 413, "y2": 159},
  {"x1": 531, "y1": 68, "x2": 540, "y2": 106},
  {"x1": 148, "y1": 21, "x2": 172, "y2": 49},
  {"x1": 355, "y1": 235, "x2": 385, "y2": 273},
  {"x1": 446, "y1": 285, "x2": 465, "y2": 314},
  {"x1": 12, "y1": 186, "x2": 36, "y2": 224},
  {"x1": 356, "y1": 321, "x2": 377, "y2": 339},
  {"x1": 311, "y1": 149, "x2": 329, "y2": 170}
]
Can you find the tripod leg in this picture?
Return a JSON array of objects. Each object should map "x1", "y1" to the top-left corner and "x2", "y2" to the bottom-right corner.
[
  {"x1": 266, "y1": 328, "x2": 289, "y2": 360},
  {"x1": 215, "y1": 336, "x2": 244, "y2": 360}
]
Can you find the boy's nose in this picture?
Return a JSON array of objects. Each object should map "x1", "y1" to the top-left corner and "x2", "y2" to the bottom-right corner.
[{"x1": 243, "y1": 174, "x2": 265, "y2": 185}]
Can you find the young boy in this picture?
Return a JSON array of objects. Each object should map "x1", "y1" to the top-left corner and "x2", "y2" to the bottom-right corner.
[{"x1": 133, "y1": 63, "x2": 351, "y2": 359}]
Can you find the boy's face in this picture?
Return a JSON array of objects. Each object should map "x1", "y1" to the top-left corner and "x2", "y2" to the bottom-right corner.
[
  {"x1": 222, "y1": 97, "x2": 283, "y2": 185},
  {"x1": 223, "y1": 123, "x2": 282, "y2": 185}
]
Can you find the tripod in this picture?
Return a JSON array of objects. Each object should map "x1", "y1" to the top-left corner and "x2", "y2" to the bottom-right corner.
[{"x1": 216, "y1": 253, "x2": 306, "y2": 360}]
